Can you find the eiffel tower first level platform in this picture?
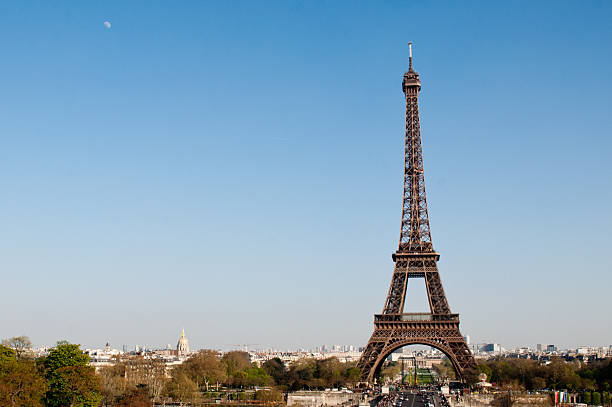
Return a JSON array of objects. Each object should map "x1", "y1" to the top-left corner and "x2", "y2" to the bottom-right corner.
[{"x1": 357, "y1": 44, "x2": 476, "y2": 382}]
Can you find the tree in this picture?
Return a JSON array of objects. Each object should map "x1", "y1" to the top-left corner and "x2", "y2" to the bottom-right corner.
[
  {"x1": 317, "y1": 358, "x2": 345, "y2": 388},
  {"x1": 43, "y1": 343, "x2": 90, "y2": 373},
  {"x1": 51, "y1": 366, "x2": 103, "y2": 407},
  {"x1": 0, "y1": 345, "x2": 16, "y2": 365},
  {"x1": 99, "y1": 359, "x2": 166, "y2": 405},
  {"x1": 123, "y1": 358, "x2": 167, "y2": 400},
  {"x1": 592, "y1": 391, "x2": 601, "y2": 405},
  {"x1": 433, "y1": 358, "x2": 457, "y2": 381},
  {"x1": 115, "y1": 386, "x2": 152, "y2": 407},
  {"x1": 531, "y1": 376, "x2": 546, "y2": 390},
  {"x1": 180, "y1": 350, "x2": 227, "y2": 391},
  {"x1": 284, "y1": 357, "x2": 360, "y2": 390},
  {"x1": 98, "y1": 363, "x2": 127, "y2": 406},
  {"x1": 583, "y1": 391, "x2": 591, "y2": 404},
  {"x1": 221, "y1": 351, "x2": 250, "y2": 376},
  {"x1": 242, "y1": 366, "x2": 272, "y2": 387},
  {"x1": 379, "y1": 361, "x2": 401, "y2": 383},
  {"x1": 345, "y1": 367, "x2": 361, "y2": 387},
  {"x1": 262, "y1": 358, "x2": 286, "y2": 385},
  {"x1": 464, "y1": 366, "x2": 483, "y2": 386},
  {"x1": 42, "y1": 343, "x2": 102, "y2": 407},
  {"x1": 0, "y1": 345, "x2": 46, "y2": 407},
  {"x1": 164, "y1": 372, "x2": 199, "y2": 406},
  {"x1": 287, "y1": 358, "x2": 317, "y2": 389},
  {"x1": 543, "y1": 358, "x2": 582, "y2": 391},
  {"x1": 1, "y1": 337, "x2": 33, "y2": 360}
]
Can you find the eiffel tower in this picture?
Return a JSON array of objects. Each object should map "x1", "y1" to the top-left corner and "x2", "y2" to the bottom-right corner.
[{"x1": 357, "y1": 44, "x2": 476, "y2": 383}]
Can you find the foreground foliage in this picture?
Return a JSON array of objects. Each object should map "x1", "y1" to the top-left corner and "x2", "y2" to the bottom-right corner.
[
  {"x1": 0, "y1": 338, "x2": 102, "y2": 407},
  {"x1": 474, "y1": 357, "x2": 612, "y2": 392}
]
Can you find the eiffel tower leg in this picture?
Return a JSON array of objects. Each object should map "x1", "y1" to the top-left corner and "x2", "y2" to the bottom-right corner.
[
  {"x1": 383, "y1": 271, "x2": 407, "y2": 314},
  {"x1": 447, "y1": 338, "x2": 476, "y2": 374},
  {"x1": 357, "y1": 338, "x2": 385, "y2": 382},
  {"x1": 425, "y1": 271, "x2": 450, "y2": 314}
]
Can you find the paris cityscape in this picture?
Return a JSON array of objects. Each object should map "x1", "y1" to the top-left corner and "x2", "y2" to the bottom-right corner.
[{"x1": 1, "y1": 2, "x2": 611, "y2": 407}]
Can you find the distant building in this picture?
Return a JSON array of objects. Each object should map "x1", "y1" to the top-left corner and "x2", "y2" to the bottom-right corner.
[
  {"x1": 481, "y1": 343, "x2": 501, "y2": 353},
  {"x1": 177, "y1": 329, "x2": 190, "y2": 355},
  {"x1": 464, "y1": 335, "x2": 471, "y2": 346},
  {"x1": 546, "y1": 344, "x2": 557, "y2": 352}
]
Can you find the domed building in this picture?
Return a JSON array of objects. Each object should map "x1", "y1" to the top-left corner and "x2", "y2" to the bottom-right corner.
[{"x1": 177, "y1": 328, "x2": 190, "y2": 355}]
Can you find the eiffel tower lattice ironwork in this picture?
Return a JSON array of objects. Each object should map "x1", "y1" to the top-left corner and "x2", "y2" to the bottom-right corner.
[{"x1": 357, "y1": 44, "x2": 476, "y2": 383}]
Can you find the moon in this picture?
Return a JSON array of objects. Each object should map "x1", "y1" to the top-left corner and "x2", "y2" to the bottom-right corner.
[{"x1": 104, "y1": 21, "x2": 111, "y2": 29}]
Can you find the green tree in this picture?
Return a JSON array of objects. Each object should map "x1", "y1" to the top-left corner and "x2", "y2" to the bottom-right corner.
[
  {"x1": 43, "y1": 343, "x2": 89, "y2": 373},
  {"x1": 221, "y1": 351, "x2": 250, "y2": 377},
  {"x1": 180, "y1": 350, "x2": 227, "y2": 391},
  {"x1": 379, "y1": 361, "x2": 401, "y2": 383},
  {"x1": 287, "y1": 359, "x2": 316, "y2": 389},
  {"x1": 0, "y1": 345, "x2": 46, "y2": 407},
  {"x1": 0, "y1": 345, "x2": 16, "y2": 365},
  {"x1": 262, "y1": 358, "x2": 286, "y2": 385},
  {"x1": 42, "y1": 343, "x2": 101, "y2": 407},
  {"x1": 592, "y1": 391, "x2": 601, "y2": 405},
  {"x1": 164, "y1": 372, "x2": 199, "y2": 405},
  {"x1": 345, "y1": 367, "x2": 361, "y2": 386},
  {"x1": 243, "y1": 366, "x2": 272, "y2": 387},
  {"x1": 433, "y1": 358, "x2": 456, "y2": 381},
  {"x1": 583, "y1": 391, "x2": 591, "y2": 404},
  {"x1": 464, "y1": 366, "x2": 483, "y2": 386},
  {"x1": 602, "y1": 391, "x2": 610, "y2": 405}
]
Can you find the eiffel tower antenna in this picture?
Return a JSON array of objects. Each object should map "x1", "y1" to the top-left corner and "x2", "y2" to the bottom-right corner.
[
  {"x1": 357, "y1": 46, "x2": 476, "y2": 383},
  {"x1": 408, "y1": 42, "x2": 413, "y2": 71}
]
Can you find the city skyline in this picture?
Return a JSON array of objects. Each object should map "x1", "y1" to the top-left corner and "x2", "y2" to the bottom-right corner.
[
  {"x1": 20, "y1": 328, "x2": 612, "y2": 359},
  {"x1": 1, "y1": 1, "x2": 612, "y2": 351}
]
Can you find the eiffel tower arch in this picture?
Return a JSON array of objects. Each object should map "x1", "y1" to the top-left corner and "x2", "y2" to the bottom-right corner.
[{"x1": 357, "y1": 44, "x2": 476, "y2": 383}]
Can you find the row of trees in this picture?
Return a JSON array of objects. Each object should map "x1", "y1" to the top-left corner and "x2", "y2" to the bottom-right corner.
[
  {"x1": 471, "y1": 357, "x2": 612, "y2": 392},
  {"x1": 157, "y1": 351, "x2": 359, "y2": 400},
  {"x1": 582, "y1": 391, "x2": 611, "y2": 405},
  {"x1": 99, "y1": 350, "x2": 361, "y2": 405},
  {"x1": 98, "y1": 350, "x2": 280, "y2": 405}
]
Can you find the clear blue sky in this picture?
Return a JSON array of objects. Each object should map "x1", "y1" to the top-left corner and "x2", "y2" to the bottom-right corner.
[{"x1": 1, "y1": 1, "x2": 611, "y2": 351}]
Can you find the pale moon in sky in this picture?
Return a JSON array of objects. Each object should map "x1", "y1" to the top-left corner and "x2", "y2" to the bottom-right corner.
[{"x1": 104, "y1": 21, "x2": 111, "y2": 29}]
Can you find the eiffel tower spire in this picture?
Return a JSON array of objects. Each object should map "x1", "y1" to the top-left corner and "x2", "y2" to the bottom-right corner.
[{"x1": 357, "y1": 45, "x2": 476, "y2": 383}]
